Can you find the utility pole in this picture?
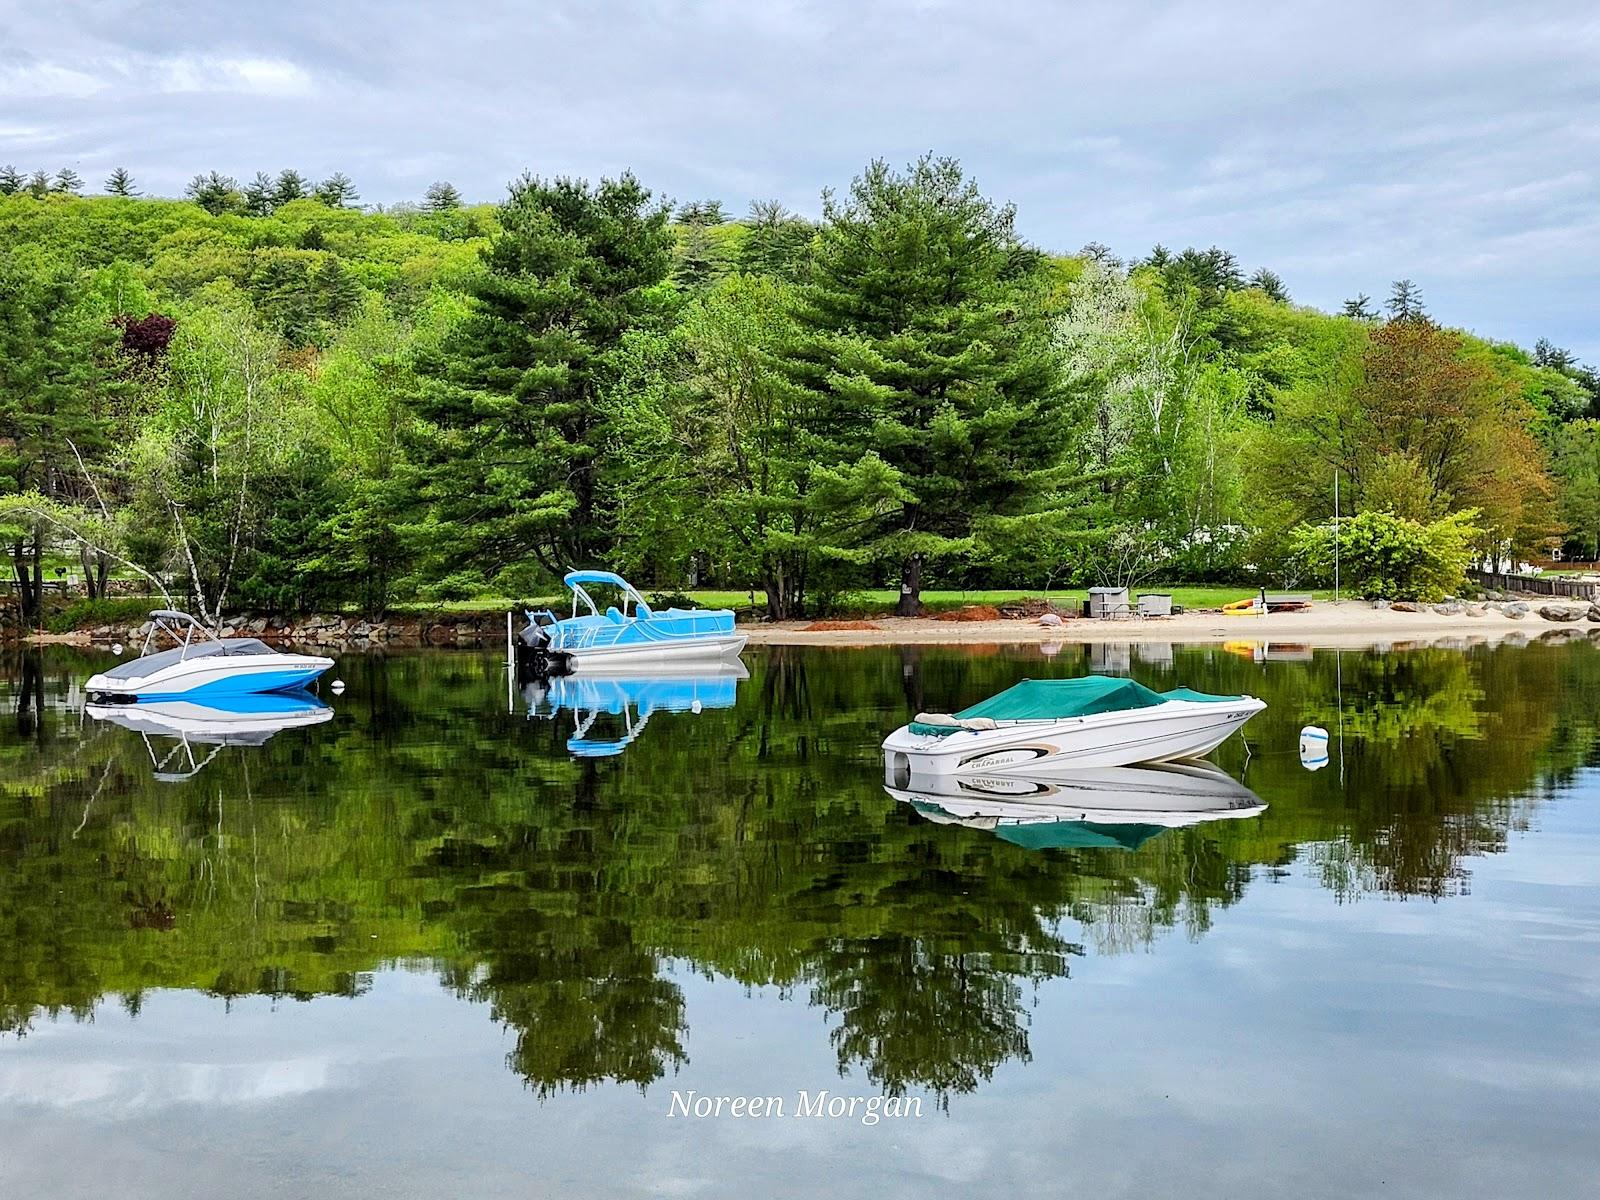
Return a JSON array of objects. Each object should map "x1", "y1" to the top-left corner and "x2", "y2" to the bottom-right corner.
[{"x1": 1333, "y1": 470, "x2": 1341, "y2": 604}]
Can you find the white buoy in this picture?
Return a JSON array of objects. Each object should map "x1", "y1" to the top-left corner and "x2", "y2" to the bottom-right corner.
[
  {"x1": 1299, "y1": 724, "x2": 1330, "y2": 771},
  {"x1": 331, "y1": 679, "x2": 346, "y2": 695},
  {"x1": 690, "y1": 699, "x2": 703, "y2": 714},
  {"x1": 111, "y1": 643, "x2": 124, "y2": 656}
]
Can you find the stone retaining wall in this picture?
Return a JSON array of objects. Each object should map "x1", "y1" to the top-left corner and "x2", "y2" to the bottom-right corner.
[{"x1": 71, "y1": 612, "x2": 509, "y2": 651}]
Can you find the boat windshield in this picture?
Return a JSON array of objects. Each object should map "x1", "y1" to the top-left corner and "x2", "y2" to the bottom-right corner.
[{"x1": 96, "y1": 638, "x2": 277, "y2": 681}]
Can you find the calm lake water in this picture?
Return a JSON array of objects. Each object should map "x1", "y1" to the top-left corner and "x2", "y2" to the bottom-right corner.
[{"x1": 3, "y1": 639, "x2": 1599, "y2": 1198}]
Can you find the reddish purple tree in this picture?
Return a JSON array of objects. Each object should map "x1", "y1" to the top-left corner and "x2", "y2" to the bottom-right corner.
[{"x1": 113, "y1": 312, "x2": 177, "y2": 363}]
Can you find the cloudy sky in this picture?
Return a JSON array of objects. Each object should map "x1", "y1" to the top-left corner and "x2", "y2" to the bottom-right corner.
[{"x1": 3, "y1": 0, "x2": 1597, "y2": 358}]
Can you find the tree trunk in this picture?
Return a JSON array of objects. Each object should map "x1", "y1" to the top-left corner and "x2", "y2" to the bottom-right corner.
[
  {"x1": 895, "y1": 554, "x2": 923, "y2": 617},
  {"x1": 11, "y1": 534, "x2": 44, "y2": 629},
  {"x1": 79, "y1": 546, "x2": 110, "y2": 600},
  {"x1": 763, "y1": 570, "x2": 792, "y2": 622}
]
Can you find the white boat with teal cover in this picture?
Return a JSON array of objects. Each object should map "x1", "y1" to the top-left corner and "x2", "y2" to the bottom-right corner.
[
  {"x1": 883, "y1": 675, "x2": 1265, "y2": 774},
  {"x1": 85, "y1": 610, "x2": 333, "y2": 702},
  {"x1": 519, "y1": 571, "x2": 745, "y2": 669},
  {"x1": 884, "y1": 756, "x2": 1267, "y2": 851}
]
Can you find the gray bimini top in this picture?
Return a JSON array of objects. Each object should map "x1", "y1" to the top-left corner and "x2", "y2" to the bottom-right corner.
[{"x1": 98, "y1": 638, "x2": 277, "y2": 681}]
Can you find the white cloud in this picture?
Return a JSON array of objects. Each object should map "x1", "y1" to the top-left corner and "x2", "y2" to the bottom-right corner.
[{"x1": 152, "y1": 55, "x2": 314, "y2": 97}]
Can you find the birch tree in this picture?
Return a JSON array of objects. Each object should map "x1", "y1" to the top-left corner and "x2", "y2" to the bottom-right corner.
[{"x1": 132, "y1": 299, "x2": 295, "y2": 628}]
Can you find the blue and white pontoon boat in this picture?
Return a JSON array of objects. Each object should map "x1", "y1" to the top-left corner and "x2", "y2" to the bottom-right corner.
[
  {"x1": 518, "y1": 572, "x2": 745, "y2": 670},
  {"x1": 522, "y1": 662, "x2": 748, "y2": 758},
  {"x1": 85, "y1": 610, "x2": 333, "y2": 702}
]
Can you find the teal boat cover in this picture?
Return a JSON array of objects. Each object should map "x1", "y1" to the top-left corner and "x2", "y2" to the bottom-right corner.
[
  {"x1": 996, "y1": 821, "x2": 1167, "y2": 851},
  {"x1": 908, "y1": 676, "x2": 1242, "y2": 737}
]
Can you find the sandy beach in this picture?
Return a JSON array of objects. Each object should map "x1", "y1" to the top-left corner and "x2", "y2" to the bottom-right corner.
[{"x1": 742, "y1": 600, "x2": 1600, "y2": 648}]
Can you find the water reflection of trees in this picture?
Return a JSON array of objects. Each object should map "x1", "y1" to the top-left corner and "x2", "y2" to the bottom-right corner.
[{"x1": 2, "y1": 638, "x2": 1598, "y2": 1099}]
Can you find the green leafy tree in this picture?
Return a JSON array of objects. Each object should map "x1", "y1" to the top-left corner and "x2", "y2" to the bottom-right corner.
[
  {"x1": 0, "y1": 253, "x2": 119, "y2": 625},
  {"x1": 1289, "y1": 508, "x2": 1480, "y2": 600},
  {"x1": 103, "y1": 167, "x2": 138, "y2": 197},
  {"x1": 784, "y1": 155, "x2": 1065, "y2": 614},
  {"x1": 409, "y1": 172, "x2": 674, "y2": 584},
  {"x1": 1552, "y1": 419, "x2": 1600, "y2": 558},
  {"x1": 130, "y1": 299, "x2": 302, "y2": 626}
]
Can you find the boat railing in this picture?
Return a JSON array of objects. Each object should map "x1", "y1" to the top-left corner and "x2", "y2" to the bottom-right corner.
[{"x1": 142, "y1": 609, "x2": 218, "y2": 660}]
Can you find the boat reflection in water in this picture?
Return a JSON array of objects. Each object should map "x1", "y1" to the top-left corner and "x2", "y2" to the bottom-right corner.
[
  {"x1": 521, "y1": 662, "x2": 748, "y2": 758},
  {"x1": 885, "y1": 754, "x2": 1267, "y2": 850},
  {"x1": 85, "y1": 691, "x2": 333, "y2": 781}
]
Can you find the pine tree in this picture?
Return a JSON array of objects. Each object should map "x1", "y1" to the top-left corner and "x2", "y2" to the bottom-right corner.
[
  {"x1": 1386, "y1": 278, "x2": 1425, "y2": 321},
  {"x1": 315, "y1": 172, "x2": 359, "y2": 208},
  {"x1": 103, "y1": 167, "x2": 138, "y2": 197},
  {"x1": 0, "y1": 165, "x2": 22, "y2": 195},
  {"x1": 411, "y1": 172, "x2": 675, "y2": 578},
  {"x1": 51, "y1": 168, "x2": 84, "y2": 195},
  {"x1": 783, "y1": 155, "x2": 1065, "y2": 615},
  {"x1": 739, "y1": 200, "x2": 814, "y2": 280},
  {"x1": 26, "y1": 170, "x2": 50, "y2": 198},
  {"x1": 1341, "y1": 293, "x2": 1377, "y2": 320},
  {"x1": 185, "y1": 171, "x2": 240, "y2": 215},
  {"x1": 311, "y1": 256, "x2": 363, "y2": 327},
  {"x1": 273, "y1": 169, "x2": 310, "y2": 206},
  {"x1": 1249, "y1": 267, "x2": 1289, "y2": 303},
  {"x1": 242, "y1": 171, "x2": 276, "y2": 216},
  {"x1": 676, "y1": 199, "x2": 726, "y2": 226},
  {"x1": 1140, "y1": 244, "x2": 1172, "y2": 270},
  {"x1": 422, "y1": 180, "x2": 462, "y2": 211},
  {"x1": 1533, "y1": 338, "x2": 1577, "y2": 373},
  {"x1": 672, "y1": 223, "x2": 727, "y2": 289}
]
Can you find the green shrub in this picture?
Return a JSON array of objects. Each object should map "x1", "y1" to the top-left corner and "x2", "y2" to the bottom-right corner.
[
  {"x1": 45, "y1": 596, "x2": 156, "y2": 634},
  {"x1": 1288, "y1": 509, "x2": 1481, "y2": 601}
]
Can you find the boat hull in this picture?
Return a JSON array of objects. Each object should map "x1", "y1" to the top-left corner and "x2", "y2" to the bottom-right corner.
[
  {"x1": 564, "y1": 634, "x2": 747, "y2": 670},
  {"x1": 85, "y1": 694, "x2": 333, "y2": 740},
  {"x1": 882, "y1": 696, "x2": 1265, "y2": 774},
  {"x1": 86, "y1": 656, "x2": 334, "y2": 701},
  {"x1": 885, "y1": 757, "x2": 1267, "y2": 823}
]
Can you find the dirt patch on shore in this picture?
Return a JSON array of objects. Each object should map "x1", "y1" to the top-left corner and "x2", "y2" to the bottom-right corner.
[
  {"x1": 800, "y1": 619, "x2": 882, "y2": 632},
  {"x1": 932, "y1": 604, "x2": 1002, "y2": 622}
]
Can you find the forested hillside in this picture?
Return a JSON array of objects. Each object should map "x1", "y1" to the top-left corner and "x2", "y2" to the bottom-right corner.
[{"x1": 3, "y1": 158, "x2": 1597, "y2": 623}]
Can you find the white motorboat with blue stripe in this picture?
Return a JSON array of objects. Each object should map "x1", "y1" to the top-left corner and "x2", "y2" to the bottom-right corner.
[
  {"x1": 518, "y1": 571, "x2": 745, "y2": 669},
  {"x1": 85, "y1": 692, "x2": 333, "y2": 781},
  {"x1": 85, "y1": 609, "x2": 333, "y2": 702}
]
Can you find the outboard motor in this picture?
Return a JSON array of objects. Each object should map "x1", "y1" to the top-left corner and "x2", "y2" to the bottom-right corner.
[{"x1": 513, "y1": 609, "x2": 571, "y2": 678}]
